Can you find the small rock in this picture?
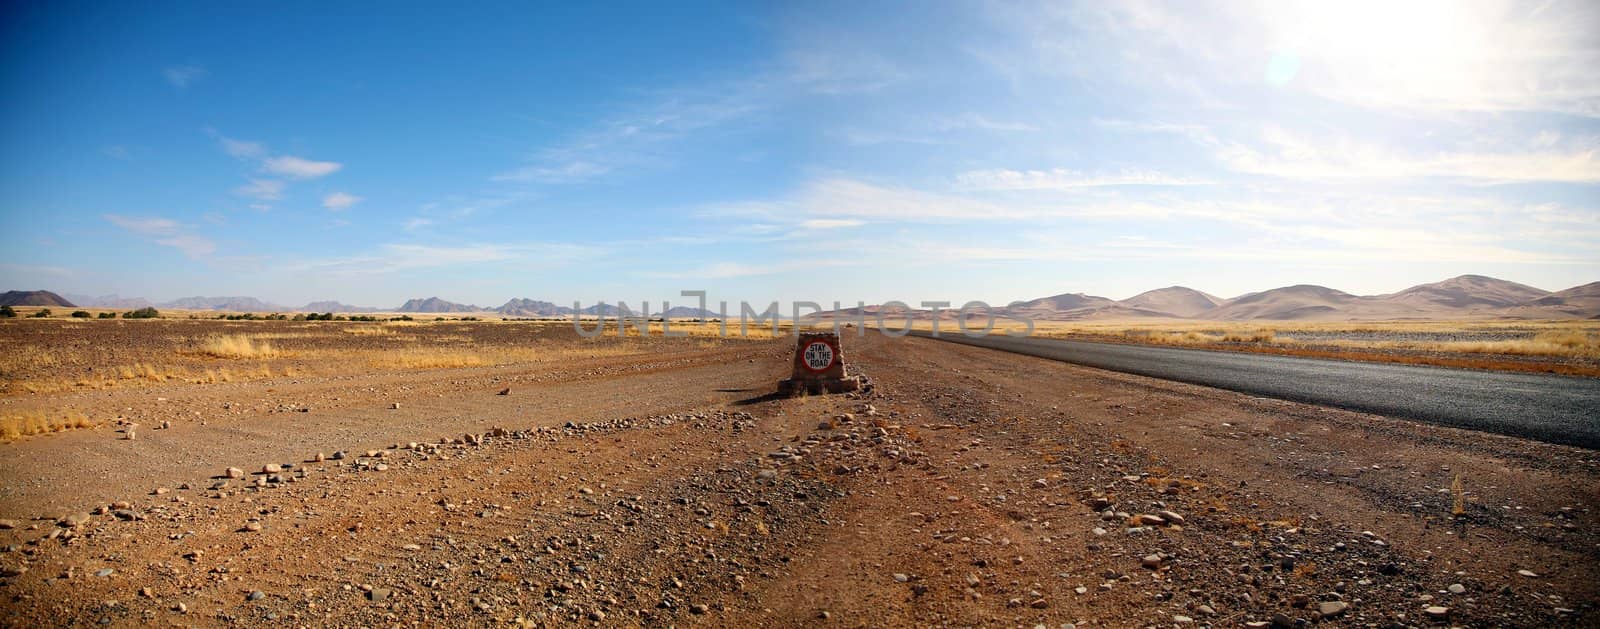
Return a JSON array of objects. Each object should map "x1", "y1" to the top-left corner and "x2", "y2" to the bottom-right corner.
[
  {"x1": 1141, "y1": 554, "x2": 1162, "y2": 569},
  {"x1": 314, "y1": 452, "x2": 325, "y2": 462},
  {"x1": 588, "y1": 610, "x2": 605, "y2": 621},
  {"x1": 689, "y1": 603, "x2": 709, "y2": 614},
  {"x1": 1030, "y1": 598, "x2": 1048, "y2": 609},
  {"x1": 174, "y1": 602, "x2": 188, "y2": 614},
  {"x1": 243, "y1": 522, "x2": 262, "y2": 532},
  {"x1": 1318, "y1": 601, "x2": 1348, "y2": 617},
  {"x1": 1158, "y1": 510, "x2": 1186, "y2": 524},
  {"x1": 1517, "y1": 569, "x2": 1538, "y2": 578},
  {"x1": 892, "y1": 573, "x2": 909, "y2": 583},
  {"x1": 369, "y1": 587, "x2": 391, "y2": 602},
  {"x1": 60, "y1": 512, "x2": 92, "y2": 528},
  {"x1": 390, "y1": 403, "x2": 401, "y2": 410},
  {"x1": 1448, "y1": 583, "x2": 1466, "y2": 594},
  {"x1": 95, "y1": 568, "x2": 114, "y2": 577},
  {"x1": 0, "y1": 520, "x2": 15, "y2": 529},
  {"x1": 247, "y1": 590, "x2": 265, "y2": 602},
  {"x1": 1424, "y1": 606, "x2": 1449, "y2": 618},
  {"x1": 1173, "y1": 615, "x2": 1193, "y2": 624},
  {"x1": 497, "y1": 388, "x2": 510, "y2": 396},
  {"x1": 261, "y1": 464, "x2": 281, "y2": 474},
  {"x1": 225, "y1": 467, "x2": 244, "y2": 479},
  {"x1": 331, "y1": 451, "x2": 347, "y2": 460}
]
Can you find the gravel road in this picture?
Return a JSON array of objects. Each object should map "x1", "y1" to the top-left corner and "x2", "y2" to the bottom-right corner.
[{"x1": 915, "y1": 331, "x2": 1600, "y2": 449}]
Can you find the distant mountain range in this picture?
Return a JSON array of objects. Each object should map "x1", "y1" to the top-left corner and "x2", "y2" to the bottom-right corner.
[
  {"x1": 12, "y1": 275, "x2": 1600, "y2": 320},
  {"x1": 816, "y1": 275, "x2": 1599, "y2": 322}
]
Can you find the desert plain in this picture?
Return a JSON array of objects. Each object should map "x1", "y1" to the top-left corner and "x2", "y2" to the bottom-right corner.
[{"x1": 0, "y1": 316, "x2": 1595, "y2": 627}]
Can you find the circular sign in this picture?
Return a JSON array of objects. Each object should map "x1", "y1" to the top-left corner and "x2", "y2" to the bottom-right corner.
[{"x1": 801, "y1": 340, "x2": 836, "y2": 372}]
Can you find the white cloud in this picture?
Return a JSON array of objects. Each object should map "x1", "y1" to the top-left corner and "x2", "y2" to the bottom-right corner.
[
  {"x1": 492, "y1": 161, "x2": 610, "y2": 184},
  {"x1": 163, "y1": 65, "x2": 206, "y2": 88},
  {"x1": 992, "y1": 0, "x2": 1600, "y2": 117},
  {"x1": 956, "y1": 168, "x2": 1213, "y2": 190},
  {"x1": 1213, "y1": 128, "x2": 1600, "y2": 184},
  {"x1": 264, "y1": 155, "x2": 343, "y2": 179},
  {"x1": 104, "y1": 214, "x2": 215, "y2": 258},
  {"x1": 235, "y1": 178, "x2": 285, "y2": 201},
  {"x1": 402, "y1": 218, "x2": 433, "y2": 231},
  {"x1": 322, "y1": 192, "x2": 362, "y2": 210},
  {"x1": 221, "y1": 138, "x2": 265, "y2": 159},
  {"x1": 285, "y1": 242, "x2": 600, "y2": 276},
  {"x1": 798, "y1": 219, "x2": 865, "y2": 230}
]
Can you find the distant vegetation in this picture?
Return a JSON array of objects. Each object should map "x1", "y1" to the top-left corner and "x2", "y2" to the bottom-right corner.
[
  {"x1": 29, "y1": 308, "x2": 51, "y2": 318},
  {"x1": 71, "y1": 310, "x2": 91, "y2": 318},
  {"x1": 97, "y1": 311, "x2": 117, "y2": 319},
  {"x1": 124, "y1": 307, "x2": 160, "y2": 319},
  {"x1": 0, "y1": 305, "x2": 15, "y2": 318}
]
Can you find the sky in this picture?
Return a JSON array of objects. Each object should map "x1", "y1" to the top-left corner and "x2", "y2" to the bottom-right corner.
[{"x1": 1, "y1": 0, "x2": 1597, "y2": 309}]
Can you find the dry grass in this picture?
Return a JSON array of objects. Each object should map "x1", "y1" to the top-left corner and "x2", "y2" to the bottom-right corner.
[
  {"x1": 0, "y1": 410, "x2": 96, "y2": 441},
  {"x1": 380, "y1": 348, "x2": 489, "y2": 369},
  {"x1": 342, "y1": 325, "x2": 392, "y2": 336},
  {"x1": 194, "y1": 334, "x2": 281, "y2": 359}
]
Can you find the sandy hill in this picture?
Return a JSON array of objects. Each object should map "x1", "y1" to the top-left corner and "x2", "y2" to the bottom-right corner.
[
  {"x1": 161, "y1": 296, "x2": 283, "y2": 311},
  {"x1": 496, "y1": 299, "x2": 574, "y2": 317},
  {"x1": 396, "y1": 297, "x2": 480, "y2": 313},
  {"x1": 1381, "y1": 274, "x2": 1550, "y2": 310},
  {"x1": 302, "y1": 301, "x2": 380, "y2": 313},
  {"x1": 64, "y1": 294, "x2": 151, "y2": 309},
  {"x1": 1207, "y1": 285, "x2": 1400, "y2": 320},
  {"x1": 1515, "y1": 281, "x2": 1600, "y2": 318},
  {"x1": 1118, "y1": 286, "x2": 1221, "y2": 318},
  {"x1": 0, "y1": 290, "x2": 75, "y2": 307}
]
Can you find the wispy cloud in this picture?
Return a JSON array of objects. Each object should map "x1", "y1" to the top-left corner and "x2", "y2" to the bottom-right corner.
[
  {"x1": 263, "y1": 155, "x2": 343, "y2": 179},
  {"x1": 494, "y1": 82, "x2": 765, "y2": 184},
  {"x1": 206, "y1": 131, "x2": 344, "y2": 205},
  {"x1": 285, "y1": 242, "x2": 600, "y2": 276},
  {"x1": 492, "y1": 161, "x2": 610, "y2": 184},
  {"x1": 1210, "y1": 127, "x2": 1600, "y2": 184},
  {"x1": 956, "y1": 168, "x2": 1213, "y2": 190},
  {"x1": 220, "y1": 138, "x2": 265, "y2": 159},
  {"x1": 235, "y1": 178, "x2": 285, "y2": 201},
  {"x1": 104, "y1": 214, "x2": 215, "y2": 258},
  {"x1": 163, "y1": 65, "x2": 206, "y2": 88},
  {"x1": 322, "y1": 192, "x2": 362, "y2": 210}
]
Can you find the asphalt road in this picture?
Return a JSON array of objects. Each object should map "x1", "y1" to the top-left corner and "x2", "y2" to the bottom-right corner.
[{"x1": 911, "y1": 331, "x2": 1600, "y2": 450}]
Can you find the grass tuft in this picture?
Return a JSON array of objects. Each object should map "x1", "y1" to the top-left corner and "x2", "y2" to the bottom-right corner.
[
  {"x1": 196, "y1": 334, "x2": 280, "y2": 359},
  {"x1": 0, "y1": 410, "x2": 96, "y2": 441}
]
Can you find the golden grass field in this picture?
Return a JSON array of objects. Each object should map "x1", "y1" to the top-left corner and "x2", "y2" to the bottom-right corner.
[
  {"x1": 897, "y1": 318, "x2": 1600, "y2": 376},
  {"x1": 0, "y1": 317, "x2": 780, "y2": 400}
]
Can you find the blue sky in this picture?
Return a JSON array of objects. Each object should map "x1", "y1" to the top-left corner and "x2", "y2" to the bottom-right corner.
[{"x1": 2, "y1": 0, "x2": 1597, "y2": 308}]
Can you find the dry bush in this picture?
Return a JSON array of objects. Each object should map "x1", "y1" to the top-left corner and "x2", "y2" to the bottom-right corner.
[
  {"x1": 0, "y1": 410, "x2": 96, "y2": 441},
  {"x1": 195, "y1": 334, "x2": 280, "y2": 359}
]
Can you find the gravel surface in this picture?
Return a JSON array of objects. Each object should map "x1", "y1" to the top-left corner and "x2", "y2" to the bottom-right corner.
[{"x1": 0, "y1": 329, "x2": 1594, "y2": 627}]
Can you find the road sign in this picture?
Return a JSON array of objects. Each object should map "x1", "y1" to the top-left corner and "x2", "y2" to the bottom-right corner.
[{"x1": 802, "y1": 340, "x2": 836, "y2": 372}]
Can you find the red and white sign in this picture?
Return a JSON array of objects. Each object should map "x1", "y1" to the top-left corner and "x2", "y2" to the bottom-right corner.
[{"x1": 801, "y1": 340, "x2": 836, "y2": 372}]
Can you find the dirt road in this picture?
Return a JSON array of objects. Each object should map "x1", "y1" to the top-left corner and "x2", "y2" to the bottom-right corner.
[{"x1": 0, "y1": 332, "x2": 1594, "y2": 627}]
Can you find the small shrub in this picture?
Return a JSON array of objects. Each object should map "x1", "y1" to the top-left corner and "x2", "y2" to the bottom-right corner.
[
  {"x1": 29, "y1": 308, "x2": 51, "y2": 318},
  {"x1": 71, "y1": 310, "x2": 91, "y2": 318},
  {"x1": 97, "y1": 311, "x2": 117, "y2": 319},
  {"x1": 196, "y1": 334, "x2": 279, "y2": 359},
  {"x1": 0, "y1": 305, "x2": 14, "y2": 318},
  {"x1": 124, "y1": 307, "x2": 160, "y2": 319}
]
